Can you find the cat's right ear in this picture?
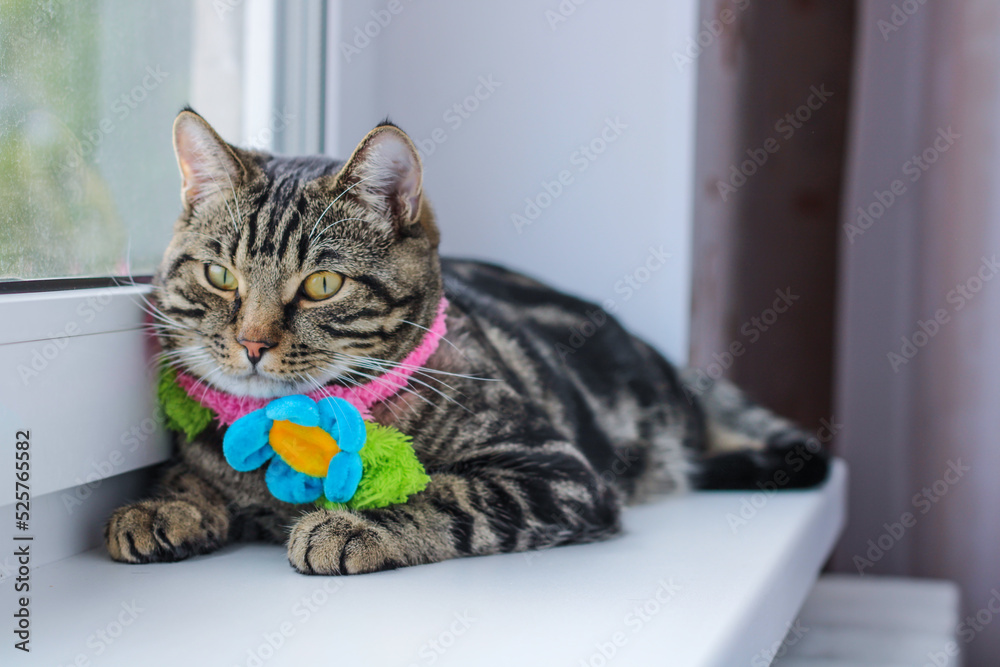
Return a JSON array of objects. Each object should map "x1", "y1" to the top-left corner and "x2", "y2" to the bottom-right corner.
[
  {"x1": 334, "y1": 124, "x2": 425, "y2": 227},
  {"x1": 172, "y1": 109, "x2": 246, "y2": 209}
]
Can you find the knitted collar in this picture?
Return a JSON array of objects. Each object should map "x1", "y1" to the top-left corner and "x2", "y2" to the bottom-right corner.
[{"x1": 172, "y1": 297, "x2": 449, "y2": 425}]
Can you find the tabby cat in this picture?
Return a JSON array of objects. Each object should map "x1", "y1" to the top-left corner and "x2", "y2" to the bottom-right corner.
[{"x1": 104, "y1": 109, "x2": 828, "y2": 575}]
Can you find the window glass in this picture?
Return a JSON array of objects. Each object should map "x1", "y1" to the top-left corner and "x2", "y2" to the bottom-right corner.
[{"x1": 0, "y1": 0, "x2": 249, "y2": 281}]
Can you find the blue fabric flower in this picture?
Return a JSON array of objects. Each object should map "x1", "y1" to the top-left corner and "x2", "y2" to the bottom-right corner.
[{"x1": 222, "y1": 396, "x2": 367, "y2": 504}]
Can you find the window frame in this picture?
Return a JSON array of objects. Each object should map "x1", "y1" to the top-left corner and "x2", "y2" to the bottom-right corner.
[{"x1": 0, "y1": 1, "x2": 333, "y2": 566}]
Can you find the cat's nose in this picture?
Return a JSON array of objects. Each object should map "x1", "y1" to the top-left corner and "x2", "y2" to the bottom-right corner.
[{"x1": 238, "y1": 338, "x2": 274, "y2": 365}]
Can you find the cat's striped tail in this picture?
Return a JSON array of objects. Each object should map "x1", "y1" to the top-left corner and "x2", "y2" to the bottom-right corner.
[{"x1": 680, "y1": 371, "x2": 831, "y2": 491}]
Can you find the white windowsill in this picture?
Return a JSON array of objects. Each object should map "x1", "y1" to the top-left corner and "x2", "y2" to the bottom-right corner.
[{"x1": 23, "y1": 461, "x2": 846, "y2": 667}]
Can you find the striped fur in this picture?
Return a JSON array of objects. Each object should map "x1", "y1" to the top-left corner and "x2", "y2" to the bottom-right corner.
[{"x1": 105, "y1": 111, "x2": 828, "y2": 573}]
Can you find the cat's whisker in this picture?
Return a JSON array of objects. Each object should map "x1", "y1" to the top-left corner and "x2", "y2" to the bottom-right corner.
[
  {"x1": 332, "y1": 361, "x2": 469, "y2": 413},
  {"x1": 150, "y1": 348, "x2": 212, "y2": 374},
  {"x1": 331, "y1": 345, "x2": 481, "y2": 378},
  {"x1": 298, "y1": 369, "x2": 329, "y2": 395},
  {"x1": 155, "y1": 347, "x2": 209, "y2": 362},
  {"x1": 334, "y1": 354, "x2": 466, "y2": 401},
  {"x1": 193, "y1": 366, "x2": 226, "y2": 403},
  {"x1": 134, "y1": 296, "x2": 193, "y2": 333},
  {"x1": 200, "y1": 149, "x2": 241, "y2": 234},
  {"x1": 148, "y1": 331, "x2": 191, "y2": 340},
  {"x1": 167, "y1": 352, "x2": 214, "y2": 371},
  {"x1": 142, "y1": 322, "x2": 195, "y2": 336},
  {"x1": 353, "y1": 376, "x2": 411, "y2": 422},
  {"x1": 146, "y1": 324, "x2": 187, "y2": 335},
  {"x1": 340, "y1": 358, "x2": 476, "y2": 400},
  {"x1": 147, "y1": 317, "x2": 194, "y2": 338},
  {"x1": 333, "y1": 354, "x2": 444, "y2": 386},
  {"x1": 380, "y1": 369, "x2": 471, "y2": 413},
  {"x1": 221, "y1": 194, "x2": 240, "y2": 235},
  {"x1": 154, "y1": 347, "x2": 201, "y2": 362},
  {"x1": 334, "y1": 350, "x2": 497, "y2": 383},
  {"x1": 326, "y1": 363, "x2": 439, "y2": 411},
  {"x1": 130, "y1": 294, "x2": 168, "y2": 320},
  {"x1": 145, "y1": 316, "x2": 191, "y2": 332},
  {"x1": 304, "y1": 374, "x2": 325, "y2": 395},
  {"x1": 394, "y1": 319, "x2": 471, "y2": 361},
  {"x1": 116, "y1": 236, "x2": 136, "y2": 286},
  {"x1": 356, "y1": 361, "x2": 459, "y2": 394},
  {"x1": 185, "y1": 230, "x2": 229, "y2": 249},
  {"x1": 292, "y1": 371, "x2": 320, "y2": 396},
  {"x1": 326, "y1": 369, "x2": 411, "y2": 422},
  {"x1": 219, "y1": 154, "x2": 243, "y2": 236},
  {"x1": 312, "y1": 217, "x2": 368, "y2": 244},
  {"x1": 308, "y1": 174, "x2": 377, "y2": 240},
  {"x1": 147, "y1": 316, "x2": 189, "y2": 333}
]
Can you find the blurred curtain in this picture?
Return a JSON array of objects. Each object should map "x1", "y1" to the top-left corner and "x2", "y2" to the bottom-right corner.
[
  {"x1": 833, "y1": 1, "x2": 1000, "y2": 665},
  {"x1": 693, "y1": 0, "x2": 1000, "y2": 664},
  {"x1": 689, "y1": 0, "x2": 855, "y2": 433}
]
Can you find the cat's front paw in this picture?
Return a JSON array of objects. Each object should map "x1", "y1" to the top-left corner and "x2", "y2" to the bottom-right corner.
[
  {"x1": 287, "y1": 510, "x2": 404, "y2": 575},
  {"x1": 105, "y1": 498, "x2": 228, "y2": 564}
]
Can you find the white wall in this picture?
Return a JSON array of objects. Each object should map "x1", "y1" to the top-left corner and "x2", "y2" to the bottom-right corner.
[{"x1": 331, "y1": 0, "x2": 698, "y2": 363}]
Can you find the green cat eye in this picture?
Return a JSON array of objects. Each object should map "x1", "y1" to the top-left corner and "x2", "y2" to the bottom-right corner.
[
  {"x1": 302, "y1": 271, "x2": 344, "y2": 301},
  {"x1": 206, "y1": 264, "x2": 238, "y2": 291}
]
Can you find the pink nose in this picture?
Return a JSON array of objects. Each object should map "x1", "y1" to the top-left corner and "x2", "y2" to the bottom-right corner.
[{"x1": 238, "y1": 339, "x2": 273, "y2": 364}]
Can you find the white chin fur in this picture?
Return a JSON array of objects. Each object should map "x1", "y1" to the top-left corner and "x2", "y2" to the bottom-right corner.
[
  {"x1": 182, "y1": 359, "x2": 344, "y2": 399},
  {"x1": 205, "y1": 372, "x2": 318, "y2": 398}
]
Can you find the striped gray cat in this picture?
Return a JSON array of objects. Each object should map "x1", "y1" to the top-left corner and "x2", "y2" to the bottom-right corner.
[{"x1": 104, "y1": 110, "x2": 828, "y2": 574}]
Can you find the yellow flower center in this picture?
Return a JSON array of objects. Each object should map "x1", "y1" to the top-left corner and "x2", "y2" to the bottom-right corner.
[{"x1": 269, "y1": 420, "x2": 340, "y2": 477}]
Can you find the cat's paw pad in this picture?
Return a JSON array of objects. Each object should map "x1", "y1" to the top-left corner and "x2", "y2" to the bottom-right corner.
[
  {"x1": 105, "y1": 499, "x2": 227, "y2": 563},
  {"x1": 287, "y1": 511, "x2": 404, "y2": 575}
]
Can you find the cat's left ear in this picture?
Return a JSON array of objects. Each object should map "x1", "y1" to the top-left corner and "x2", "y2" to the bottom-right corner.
[
  {"x1": 173, "y1": 109, "x2": 247, "y2": 210},
  {"x1": 336, "y1": 124, "x2": 425, "y2": 229}
]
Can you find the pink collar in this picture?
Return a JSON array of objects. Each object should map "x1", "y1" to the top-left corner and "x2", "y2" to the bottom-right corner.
[{"x1": 175, "y1": 297, "x2": 449, "y2": 425}]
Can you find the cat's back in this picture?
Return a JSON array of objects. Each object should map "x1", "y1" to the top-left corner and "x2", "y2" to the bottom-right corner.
[
  {"x1": 441, "y1": 257, "x2": 618, "y2": 356},
  {"x1": 439, "y1": 258, "x2": 698, "y2": 498},
  {"x1": 440, "y1": 258, "x2": 687, "y2": 413},
  {"x1": 442, "y1": 258, "x2": 599, "y2": 319}
]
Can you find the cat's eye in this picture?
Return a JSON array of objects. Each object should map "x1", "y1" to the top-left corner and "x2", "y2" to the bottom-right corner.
[
  {"x1": 302, "y1": 271, "x2": 344, "y2": 301},
  {"x1": 205, "y1": 264, "x2": 238, "y2": 291}
]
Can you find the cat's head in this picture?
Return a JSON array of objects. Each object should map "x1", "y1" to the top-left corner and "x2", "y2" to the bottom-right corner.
[{"x1": 155, "y1": 109, "x2": 442, "y2": 398}]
